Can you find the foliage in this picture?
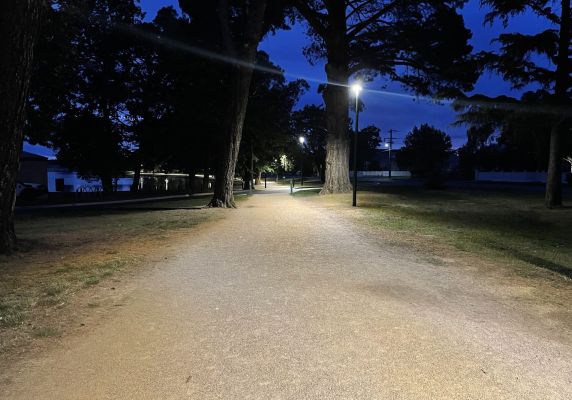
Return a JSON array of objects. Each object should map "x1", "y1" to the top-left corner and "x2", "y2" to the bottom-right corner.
[
  {"x1": 27, "y1": 0, "x2": 143, "y2": 190},
  {"x1": 26, "y1": 1, "x2": 301, "y2": 195},
  {"x1": 294, "y1": 0, "x2": 477, "y2": 97},
  {"x1": 127, "y1": 6, "x2": 228, "y2": 175},
  {"x1": 291, "y1": 0, "x2": 478, "y2": 194},
  {"x1": 456, "y1": 0, "x2": 572, "y2": 206},
  {"x1": 455, "y1": 92, "x2": 565, "y2": 170},
  {"x1": 397, "y1": 124, "x2": 453, "y2": 188},
  {"x1": 239, "y1": 52, "x2": 308, "y2": 181},
  {"x1": 55, "y1": 112, "x2": 130, "y2": 191},
  {"x1": 291, "y1": 105, "x2": 328, "y2": 180},
  {"x1": 349, "y1": 125, "x2": 382, "y2": 171}
]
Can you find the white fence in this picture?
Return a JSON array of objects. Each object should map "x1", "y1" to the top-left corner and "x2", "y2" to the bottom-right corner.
[
  {"x1": 48, "y1": 171, "x2": 133, "y2": 192},
  {"x1": 351, "y1": 170, "x2": 412, "y2": 178},
  {"x1": 474, "y1": 171, "x2": 567, "y2": 183}
]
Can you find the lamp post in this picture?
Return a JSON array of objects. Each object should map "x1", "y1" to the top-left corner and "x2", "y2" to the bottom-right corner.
[
  {"x1": 274, "y1": 158, "x2": 279, "y2": 183},
  {"x1": 299, "y1": 136, "x2": 306, "y2": 187},
  {"x1": 351, "y1": 82, "x2": 362, "y2": 207}
]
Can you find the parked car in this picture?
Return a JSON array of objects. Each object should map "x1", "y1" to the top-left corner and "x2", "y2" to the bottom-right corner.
[{"x1": 16, "y1": 182, "x2": 48, "y2": 200}]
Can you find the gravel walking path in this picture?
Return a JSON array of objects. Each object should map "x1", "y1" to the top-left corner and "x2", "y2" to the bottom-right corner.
[{"x1": 1, "y1": 186, "x2": 571, "y2": 399}]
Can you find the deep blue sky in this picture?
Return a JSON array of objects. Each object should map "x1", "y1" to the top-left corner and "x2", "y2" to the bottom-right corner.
[{"x1": 25, "y1": 0, "x2": 552, "y2": 157}]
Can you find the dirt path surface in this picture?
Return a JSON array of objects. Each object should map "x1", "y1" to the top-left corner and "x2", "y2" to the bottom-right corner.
[{"x1": 1, "y1": 186, "x2": 571, "y2": 399}]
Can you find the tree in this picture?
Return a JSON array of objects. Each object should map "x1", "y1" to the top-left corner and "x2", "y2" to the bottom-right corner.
[
  {"x1": 292, "y1": 0, "x2": 477, "y2": 194},
  {"x1": 55, "y1": 111, "x2": 130, "y2": 190},
  {"x1": 0, "y1": 0, "x2": 44, "y2": 254},
  {"x1": 469, "y1": 0, "x2": 572, "y2": 207},
  {"x1": 27, "y1": 0, "x2": 143, "y2": 192},
  {"x1": 126, "y1": 6, "x2": 229, "y2": 189},
  {"x1": 239, "y1": 52, "x2": 308, "y2": 188},
  {"x1": 178, "y1": 0, "x2": 290, "y2": 207},
  {"x1": 349, "y1": 125, "x2": 382, "y2": 171},
  {"x1": 454, "y1": 92, "x2": 570, "y2": 175},
  {"x1": 397, "y1": 124, "x2": 453, "y2": 188},
  {"x1": 292, "y1": 105, "x2": 328, "y2": 181}
]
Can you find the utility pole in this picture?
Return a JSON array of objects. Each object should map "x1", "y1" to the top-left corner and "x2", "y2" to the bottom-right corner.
[
  {"x1": 385, "y1": 129, "x2": 399, "y2": 179},
  {"x1": 388, "y1": 129, "x2": 394, "y2": 179}
]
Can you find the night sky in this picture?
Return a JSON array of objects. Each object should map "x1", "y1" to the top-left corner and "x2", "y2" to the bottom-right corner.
[{"x1": 25, "y1": 0, "x2": 552, "y2": 157}]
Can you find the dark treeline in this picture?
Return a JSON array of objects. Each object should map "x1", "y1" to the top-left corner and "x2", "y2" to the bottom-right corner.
[
  {"x1": 27, "y1": 1, "x2": 305, "y2": 196},
  {"x1": 456, "y1": 0, "x2": 572, "y2": 207}
]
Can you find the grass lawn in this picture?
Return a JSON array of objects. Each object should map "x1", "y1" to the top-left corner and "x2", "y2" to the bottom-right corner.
[
  {"x1": 297, "y1": 186, "x2": 572, "y2": 279},
  {"x1": 0, "y1": 194, "x2": 248, "y2": 354}
]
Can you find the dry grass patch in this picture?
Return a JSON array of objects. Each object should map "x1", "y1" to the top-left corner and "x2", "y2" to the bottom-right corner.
[
  {"x1": 32, "y1": 327, "x2": 61, "y2": 338},
  {"x1": 0, "y1": 195, "x2": 246, "y2": 356},
  {"x1": 301, "y1": 186, "x2": 572, "y2": 279}
]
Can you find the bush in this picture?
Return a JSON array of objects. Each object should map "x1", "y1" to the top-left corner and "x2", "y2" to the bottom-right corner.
[{"x1": 397, "y1": 124, "x2": 453, "y2": 188}]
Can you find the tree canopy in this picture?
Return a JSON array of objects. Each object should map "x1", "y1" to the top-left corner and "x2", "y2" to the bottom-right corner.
[
  {"x1": 26, "y1": 1, "x2": 304, "y2": 195},
  {"x1": 397, "y1": 124, "x2": 453, "y2": 188},
  {"x1": 292, "y1": 0, "x2": 477, "y2": 194},
  {"x1": 456, "y1": 0, "x2": 572, "y2": 207}
]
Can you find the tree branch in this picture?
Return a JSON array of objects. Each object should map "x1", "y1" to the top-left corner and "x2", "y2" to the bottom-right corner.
[
  {"x1": 293, "y1": 0, "x2": 327, "y2": 37},
  {"x1": 529, "y1": 3, "x2": 560, "y2": 25},
  {"x1": 346, "y1": 0, "x2": 398, "y2": 39},
  {"x1": 347, "y1": 0, "x2": 373, "y2": 21},
  {"x1": 218, "y1": 0, "x2": 236, "y2": 57}
]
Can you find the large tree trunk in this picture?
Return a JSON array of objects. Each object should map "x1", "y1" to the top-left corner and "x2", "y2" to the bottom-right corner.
[
  {"x1": 209, "y1": 0, "x2": 267, "y2": 208},
  {"x1": 320, "y1": 3, "x2": 352, "y2": 195},
  {"x1": 130, "y1": 166, "x2": 141, "y2": 192},
  {"x1": 243, "y1": 168, "x2": 253, "y2": 190},
  {"x1": 202, "y1": 169, "x2": 210, "y2": 193},
  {"x1": 0, "y1": 0, "x2": 43, "y2": 254},
  {"x1": 546, "y1": 0, "x2": 571, "y2": 208},
  {"x1": 186, "y1": 167, "x2": 196, "y2": 194},
  {"x1": 201, "y1": 153, "x2": 211, "y2": 193},
  {"x1": 100, "y1": 175, "x2": 114, "y2": 193},
  {"x1": 209, "y1": 66, "x2": 255, "y2": 207},
  {"x1": 321, "y1": 66, "x2": 351, "y2": 194},
  {"x1": 546, "y1": 121, "x2": 564, "y2": 207}
]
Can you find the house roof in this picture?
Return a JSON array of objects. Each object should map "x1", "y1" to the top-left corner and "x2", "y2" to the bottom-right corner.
[{"x1": 21, "y1": 151, "x2": 49, "y2": 161}]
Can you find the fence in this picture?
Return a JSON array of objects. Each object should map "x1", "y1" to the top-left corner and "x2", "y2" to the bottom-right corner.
[
  {"x1": 474, "y1": 171, "x2": 567, "y2": 183},
  {"x1": 350, "y1": 171, "x2": 412, "y2": 178}
]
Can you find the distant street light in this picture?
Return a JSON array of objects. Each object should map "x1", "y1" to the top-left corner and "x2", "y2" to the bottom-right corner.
[
  {"x1": 351, "y1": 82, "x2": 362, "y2": 207},
  {"x1": 299, "y1": 136, "x2": 306, "y2": 187}
]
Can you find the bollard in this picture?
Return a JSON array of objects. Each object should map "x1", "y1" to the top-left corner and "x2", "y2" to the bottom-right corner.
[{"x1": 290, "y1": 178, "x2": 294, "y2": 194}]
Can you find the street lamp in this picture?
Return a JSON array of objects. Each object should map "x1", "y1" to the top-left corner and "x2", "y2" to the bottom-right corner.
[
  {"x1": 351, "y1": 82, "x2": 362, "y2": 207},
  {"x1": 299, "y1": 136, "x2": 306, "y2": 187},
  {"x1": 274, "y1": 158, "x2": 278, "y2": 182}
]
